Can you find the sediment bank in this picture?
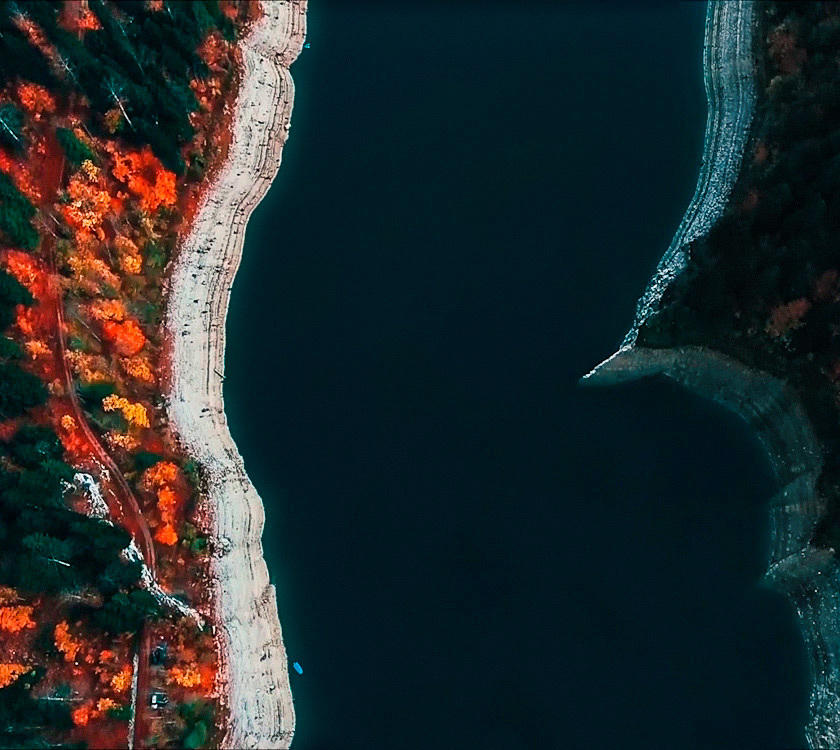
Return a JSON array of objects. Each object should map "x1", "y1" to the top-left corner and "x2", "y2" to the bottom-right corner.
[{"x1": 163, "y1": 1, "x2": 307, "y2": 747}]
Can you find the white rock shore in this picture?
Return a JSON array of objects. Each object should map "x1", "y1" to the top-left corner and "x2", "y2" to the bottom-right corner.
[{"x1": 164, "y1": 1, "x2": 307, "y2": 747}]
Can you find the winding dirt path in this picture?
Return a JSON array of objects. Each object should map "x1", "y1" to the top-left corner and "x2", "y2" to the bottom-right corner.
[{"x1": 48, "y1": 243, "x2": 155, "y2": 750}]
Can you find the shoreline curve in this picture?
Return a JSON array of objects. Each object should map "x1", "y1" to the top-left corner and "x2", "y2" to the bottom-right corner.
[
  {"x1": 581, "y1": 345, "x2": 839, "y2": 748},
  {"x1": 581, "y1": 1, "x2": 840, "y2": 746},
  {"x1": 163, "y1": 1, "x2": 308, "y2": 747},
  {"x1": 622, "y1": 0, "x2": 756, "y2": 347}
]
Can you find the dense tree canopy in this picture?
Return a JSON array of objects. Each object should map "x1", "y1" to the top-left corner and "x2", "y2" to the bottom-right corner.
[
  {"x1": 6, "y1": 0, "x2": 235, "y2": 173},
  {"x1": 56, "y1": 127, "x2": 94, "y2": 169},
  {"x1": 0, "y1": 172, "x2": 37, "y2": 250}
]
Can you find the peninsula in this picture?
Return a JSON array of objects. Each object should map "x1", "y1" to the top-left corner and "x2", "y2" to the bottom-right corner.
[{"x1": 585, "y1": 1, "x2": 840, "y2": 746}]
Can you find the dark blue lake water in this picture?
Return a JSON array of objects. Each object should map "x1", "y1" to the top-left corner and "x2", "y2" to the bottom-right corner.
[{"x1": 224, "y1": 2, "x2": 810, "y2": 748}]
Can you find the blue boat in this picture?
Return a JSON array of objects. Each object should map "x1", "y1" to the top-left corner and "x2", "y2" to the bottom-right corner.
[{"x1": 293, "y1": 662, "x2": 303, "y2": 675}]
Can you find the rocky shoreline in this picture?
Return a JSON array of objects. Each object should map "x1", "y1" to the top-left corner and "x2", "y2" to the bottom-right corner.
[
  {"x1": 624, "y1": 0, "x2": 756, "y2": 347},
  {"x1": 582, "y1": 346, "x2": 840, "y2": 747},
  {"x1": 583, "y1": 1, "x2": 840, "y2": 746},
  {"x1": 163, "y1": 1, "x2": 307, "y2": 747}
]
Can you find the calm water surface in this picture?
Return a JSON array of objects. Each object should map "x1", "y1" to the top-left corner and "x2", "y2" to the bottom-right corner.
[{"x1": 225, "y1": 2, "x2": 809, "y2": 748}]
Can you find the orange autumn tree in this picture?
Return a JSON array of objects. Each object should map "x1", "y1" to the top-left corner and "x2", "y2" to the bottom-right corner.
[
  {"x1": 15, "y1": 81, "x2": 56, "y2": 121},
  {"x1": 72, "y1": 703, "x2": 92, "y2": 727},
  {"x1": 12, "y1": 16, "x2": 65, "y2": 81},
  {"x1": 59, "y1": 414, "x2": 88, "y2": 456},
  {"x1": 102, "y1": 319, "x2": 145, "y2": 356},
  {"x1": 23, "y1": 339, "x2": 49, "y2": 359},
  {"x1": 5, "y1": 250, "x2": 42, "y2": 292},
  {"x1": 143, "y1": 462, "x2": 179, "y2": 488},
  {"x1": 155, "y1": 486, "x2": 180, "y2": 545},
  {"x1": 62, "y1": 1, "x2": 102, "y2": 34},
  {"x1": 813, "y1": 269, "x2": 840, "y2": 303},
  {"x1": 767, "y1": 297, "x2": 811, "y2": 338},
  {"x1": 143, "y1": 462, "x2": 182, "y2": 545},
  {"x1": 54, "y1": 621, "x2": 82, "y2": 662},
  {"x1": 155, "y1": 524, "x2": 178, "y2": 546},
  {"x1": 0, "y1": 605, "x2": 35, "y2": 632},
  {"x1": 108, "y1": 145, "x2": 176, "y2": 213},
  {"x1": 0, "y1": 151, "x2": 40, "y2": 202}
]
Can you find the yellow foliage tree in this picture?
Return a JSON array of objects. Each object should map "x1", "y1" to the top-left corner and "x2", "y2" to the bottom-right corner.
[
  {"x1": 0, "y1": 664, "x2": 27, "y2": 689},
  {"x1": 89, "y1": 299, "x2": 126, "y2": 322},
  {"x1": 95, "y1": 697, "x2": 117, "y2": 715},
  {"x1": 102, "y1": 394, "x2": 150, "y2": 428},
  {"x1": 170, "y1": 665, "x2": 202, "y2": 688},
  {"x1": 65, "y1": 350, "x2": 110, "y2": 384},
  {"x1": 111, "y1": 664, "x2": 132, "y2": 693},
  {"x1": 67, "y1": 251, "x2": 121, "y2": 294},
  {"x1": 62, "y1": 174, "x2": 112, "y2": 231},
  {"x1": 119, "y1": 253, "x2": 142, "y2": 274},
  {"x1": 120, "y1": 356, "x2": 155, "y2": 384},
  {"x1": 54, "y1": 621, "x2": 82, "y2": 662},
  {"x1": 80, "y1": 159, "x2": 100, "y2": 182},
  {"x1": 24, "y1": 340, "x2": 49, "y2": 359},
  {"x1": 115, "y1": 235, "x2": 143, "y2": 274},
  {"x1": 143, "y1": 461, "x2": 179, "y2": 488},
  {"x1": 105, "y1": 431, "x2": 139, "y2": 451}
]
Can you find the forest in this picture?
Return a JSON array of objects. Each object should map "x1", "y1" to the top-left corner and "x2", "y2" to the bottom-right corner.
[
  {"x1": 0, "y1": 0, "x2": 233, "y2": 173},
  {"x1": 0, "y1": 0, "x2": 245, "y2": 747},
  {"x1": 0, "y1": 262, "x2": 157, "y2": 746}
]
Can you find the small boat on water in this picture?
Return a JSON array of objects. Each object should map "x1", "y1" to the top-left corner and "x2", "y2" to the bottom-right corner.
[{"x1": 293, "y1": 662, "x2": 303, "y2": 675}]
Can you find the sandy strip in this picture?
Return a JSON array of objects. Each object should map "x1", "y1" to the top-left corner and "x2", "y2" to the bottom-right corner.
[{"x1": 164, "y1": 1, "x2": 307, "y2": 747}]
